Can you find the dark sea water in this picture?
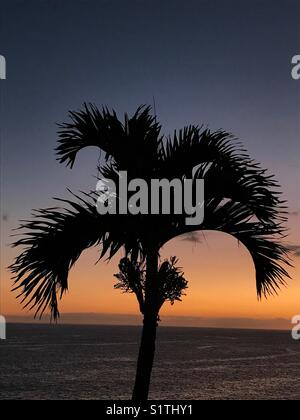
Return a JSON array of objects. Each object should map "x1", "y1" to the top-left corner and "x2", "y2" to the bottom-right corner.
[{"x1": 0, "y1": 324, "x2": 300, "y2": 400}]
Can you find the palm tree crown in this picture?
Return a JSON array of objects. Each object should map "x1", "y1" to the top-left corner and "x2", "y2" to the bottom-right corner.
[{"x1": 10, "y1": 105, "x2": 291, "y2": 320}]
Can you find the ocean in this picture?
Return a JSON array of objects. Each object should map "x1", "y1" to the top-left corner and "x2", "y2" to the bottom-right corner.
[{"x1": 0, "y1": 324, "x2": 300, "y2": 400}]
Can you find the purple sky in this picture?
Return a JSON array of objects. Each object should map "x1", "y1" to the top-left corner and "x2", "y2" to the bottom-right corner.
[{"x1": 0, "y1": 0, "x2": 299, "y2": 322}]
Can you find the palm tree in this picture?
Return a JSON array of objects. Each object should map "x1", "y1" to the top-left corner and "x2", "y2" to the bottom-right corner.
[{"x1": 10, "y1": 105, "x2": 291, "y2": 402}]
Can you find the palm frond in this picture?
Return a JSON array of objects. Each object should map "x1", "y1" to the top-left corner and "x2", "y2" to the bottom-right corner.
[
  {"x1": 56, "y1": 104, "x2": 162, "y2": 173},
  {"x1": 9, "y1": 193, "x2": 139, "y2": 320},
  {"x1": 159, "y1": 126, "x2": 285, "y2": 225},
  {"x1": 159, "y1": 126, "x2": 240, "y2": 177},
  {"x1": 179, "y1": 199, "x2": 291, "y2": 298},
  {"x1": 56, "y1": 104, "x2": 123, "y2": 168},
  {"x1": 232, "y1": 225, "x2": 291, "y2": 298}
]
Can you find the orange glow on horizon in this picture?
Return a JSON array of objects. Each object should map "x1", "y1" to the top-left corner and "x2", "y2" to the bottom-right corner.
[{"x1": 2, "y1": 231, "x2": 299, "y2": 323}]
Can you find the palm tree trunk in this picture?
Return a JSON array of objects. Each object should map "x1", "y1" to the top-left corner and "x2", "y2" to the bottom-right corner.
[
  {"x1": 132, "y1": 247, "x2": 159, "y2": 402},
  {"x1": 132, "y1": 312, "x2": 158, "y2": 402}
]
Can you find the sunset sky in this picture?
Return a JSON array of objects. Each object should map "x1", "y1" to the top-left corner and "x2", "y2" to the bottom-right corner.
[{"x1": 0, "y1": 0, "x2": 299, "y2": 327}]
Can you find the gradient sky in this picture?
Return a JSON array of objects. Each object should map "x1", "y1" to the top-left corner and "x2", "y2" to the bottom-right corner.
[{"x1": 0, "y1": 0, "x2": 299, "y2": 326}]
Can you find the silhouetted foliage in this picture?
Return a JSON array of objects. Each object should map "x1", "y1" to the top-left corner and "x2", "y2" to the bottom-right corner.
[
  {"x1": 10, "y1": 105, "x2": 291, "y2": 319},
  {"x1": 114, "y1": 256, "x2": 188, "y2": 315},
  {"x1": 9, "y1": 104, "x2": 292, "y2": 401}
]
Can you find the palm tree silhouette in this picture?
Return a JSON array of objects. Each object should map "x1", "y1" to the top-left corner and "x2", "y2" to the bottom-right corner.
[{"x1": 10, "y1": 105, "x2": 291, "y2": 401}]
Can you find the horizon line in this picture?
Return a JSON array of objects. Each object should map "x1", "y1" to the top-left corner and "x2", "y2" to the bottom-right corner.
[{"x1": 4, "y1": 312, "x2": 293, "y2": 331}]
